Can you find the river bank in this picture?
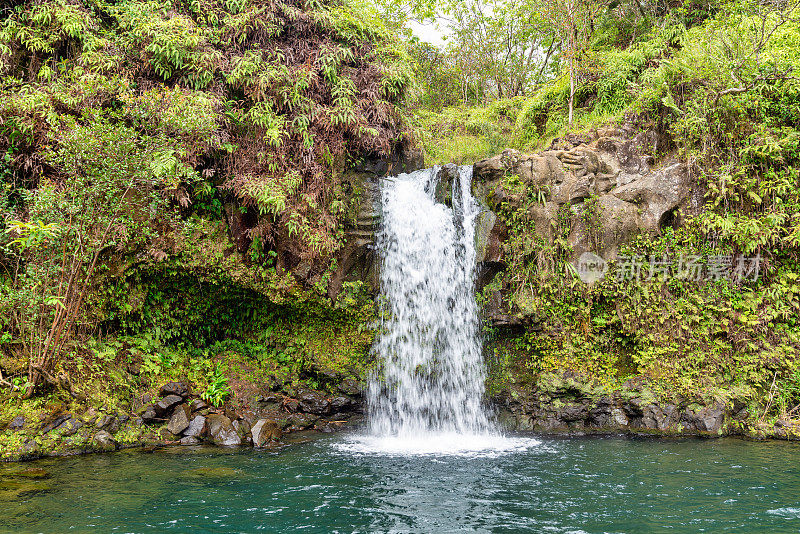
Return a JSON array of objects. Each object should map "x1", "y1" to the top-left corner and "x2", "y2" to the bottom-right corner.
[{"x1": 2, "y1": 370, "x2": 797, "y2": 464}]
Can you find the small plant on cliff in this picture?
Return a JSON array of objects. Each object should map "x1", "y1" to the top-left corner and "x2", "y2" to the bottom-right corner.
[{"x1": 200, "y1": 362, "x2": 231, "y2": 407}]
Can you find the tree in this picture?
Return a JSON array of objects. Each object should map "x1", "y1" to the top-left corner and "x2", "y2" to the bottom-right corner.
[
  {"x1": 408, "y1": 42, "x2": 463, "y2": 110},
  {"x1": 373, "y1": 0, "x2": 560, "y2": 105},
  {"x1": 445, "y1": 0, "x2": 556, "y2": 100},
  {"x1": 538, "y1": 0, "x2": 607, "y2": 126}
]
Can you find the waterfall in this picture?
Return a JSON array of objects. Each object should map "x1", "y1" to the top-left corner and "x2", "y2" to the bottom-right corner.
[{"x1": 367, "y1": 166, "x2": 493, "y2": 438}]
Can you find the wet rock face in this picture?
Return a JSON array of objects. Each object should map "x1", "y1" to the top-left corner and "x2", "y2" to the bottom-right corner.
[
  {"x1": 327, "y1": 148, "x2": 425, "y2": 299},
  {"x1": 432, "y1": 163, "x2": 459, "y2": 206},
  {"x1": 93, "y1": 431, "x2": 117, "y2": 451},
  {"x1": 337, "y1": 379, "x2": 362, "y2": 397},
  {"x1": 472, "y1": 126, "x2": 691, "y2": 327},
  {"x1": 496, "y1": 373, "x2": 730, "y2": 436},
  {"x1": 297, "y1": 389, "x2": 331, "y2": 415},
  {"x1": 686, "y1": 405, "x2": 726, "y2": 433},
  {"x1": 328, "y1": 177, "x2": 380, "y2": 299},
  {"x1": 251, "y1": 419, "x2": 282, "y2": 447},
  {"x1": 287, "y1": 413, "x2": 318, "y2": 432},
  {"x1": 206, "y1": 414, "x2": 242, "y2": 447}
]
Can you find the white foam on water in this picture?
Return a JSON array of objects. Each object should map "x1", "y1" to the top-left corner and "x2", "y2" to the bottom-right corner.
[
  {"x1": 766, "y1": 507, "x2": 800, "y2": 518},
  {"x1": 336, "y1": 432, "x2": 541, "y2": 458}
]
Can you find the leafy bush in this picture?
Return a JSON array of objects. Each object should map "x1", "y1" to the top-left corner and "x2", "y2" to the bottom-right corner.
[
  {"x1": 0, "y1": 0, "x2": 413, "y2": 271},
  {"x1": 0, "y1": 0, "x2": 414, "y2": 396}
]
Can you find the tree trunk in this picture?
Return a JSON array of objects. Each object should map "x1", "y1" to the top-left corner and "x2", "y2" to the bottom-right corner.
[
  {"x1": 535, "y1": 40, "x2": 557, "y2": 87},
  {"x1": 568, "y1": 30, "x2": 575, "y2": 127}
]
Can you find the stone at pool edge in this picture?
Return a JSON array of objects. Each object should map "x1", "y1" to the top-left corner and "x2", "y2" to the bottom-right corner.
[
  {"x1": 167, "y1": 404, "x2": 191, "y2": 435},
  {"x1": 183, "y1": 415, "x2": 207, "y2": 438},
  {"x1": 93, "y1": 430, "x2": 117, "y2": 451},
  {"x1": 232, "y1": 419, "x2": 251, "y2": 443},
  {"x1": 206, "y1": 414, "x2": 242, "y2": 446},
  {"x1": 251, "y1": 419, "x2": 282, "y2": 447}
]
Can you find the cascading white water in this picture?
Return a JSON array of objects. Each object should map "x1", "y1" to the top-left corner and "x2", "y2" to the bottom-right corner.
[
  {"x1": 367, "y1": 165, "x2": 493, "y2": 439},
  {"x1": 337, "y1": 165, "x2": 538, "y2": 455}
]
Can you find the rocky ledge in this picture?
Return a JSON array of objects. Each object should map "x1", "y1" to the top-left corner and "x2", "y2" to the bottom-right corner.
[
  {"x1": 0, "y1": 380, "x2": 363, "y2": 462},
  {"x1": 494, "y1": 372, "x2": 800, "y2": 440},
  {"x1": 470, "y1": 125, "x2": 696, "y2": 327}
]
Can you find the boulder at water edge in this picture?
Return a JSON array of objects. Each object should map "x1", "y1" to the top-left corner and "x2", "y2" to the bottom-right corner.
[
  {"x1": 167, "y1": 404, "x2": 191, "y2": 435},
  {"x1": 251, "y1": 419, "x2": 282, "y2": 447},
  {"x1": 93, "y1": 431, "x2": 117, "y2": 451},
  {"x1": 183, "y1": 415, "x2": 207, "y2": 438},
  {"x1": 206, "y1": 414, "x2": 242, "y2": 446}
]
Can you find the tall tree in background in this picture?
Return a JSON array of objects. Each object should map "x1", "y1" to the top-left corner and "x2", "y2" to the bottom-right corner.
[
  {"x1": 409, "y1": 42, "x2": 464, "y2": 110},
  {"x1": 444, "y1": 0, "x2": 554, "y2": 101},
  {"x1": 538, "y1": 0, "x2": 607, "y2": 125},
  {"x1": 374, "y1": 0, "x2": 560, "y2": 105}
]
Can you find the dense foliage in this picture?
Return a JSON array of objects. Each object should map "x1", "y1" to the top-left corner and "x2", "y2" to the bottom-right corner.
[
  {"x1": 1, "y1": 0, "x2": 799, "y2": 437},
  {"x1": 0, "y1": 0, "x2": 409, "y2": 395},
  {"x1": 431, "y1": 0, "x2": 800, "y2": 427}
]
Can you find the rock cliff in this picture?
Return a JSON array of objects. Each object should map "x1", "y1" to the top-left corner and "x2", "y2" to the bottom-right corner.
[{"x1": 473, "y1": 126, "x2": 695, "y2": 327}]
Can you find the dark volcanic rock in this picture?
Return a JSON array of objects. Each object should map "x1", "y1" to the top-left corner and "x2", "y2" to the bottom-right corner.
[
  {"x1": 95, "y1": 415, "x2": 119, "y2": 432},
  {"x1": 560, "y1": 402, "x2": 588, "y2": 422},
  {"x1": 8, "y1": 415, "x2": 25, "y2": 430},
  {"x1": 287, "y1": 413, "x2": 318, "y2": 431},
  {"x1": 93, "y1": 431, "x2": 117, "y2": 451},
  {"x1": 58, "y1": 417, "x2": 84, "y2": 437},
  {"x1": 160, "y1": 382, "x2": 190, "y2": 399},
  {"x1": 251, "y1": 419, "x2": 282, "y2": 447},
  {"x1": 155, "y1": 395, "x2": 183, "y2": 417},
  {"x1": 283, "y1": 399, "x2": 301, "y2": 413},
  {"x1": 297, "y1": 390, "x2": 331, "y2": 415},
  {"x1": 141, "y1": 406, "x2": 162, "y2": 424},
  {"x1": 183, "y1": 415, "x2": 207, "y2": 438},
  {"x1": 329, "y1": 396, "x2": 354, "y2": 412},
  {"x1": 337, "y1": 379, "x2": 361, "y2": 397},
  {"x1": 40, "y1": 414, "x2": 70, "y2": 434},
  {"x1": 190, "y1": 398, "x2": 208, "y2": 412},
  {"x1": 432, "y1": 163, "x2": 458, "y2": 206},
  {"x1": 692, "y1": 405, "x2": 725, "y2": 433},
  {"x1": 167, "y1": 404, "x2": 191, "y2": 435}
]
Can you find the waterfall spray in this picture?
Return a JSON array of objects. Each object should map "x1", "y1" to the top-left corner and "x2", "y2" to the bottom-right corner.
[{"x1": 367, "y1": 166, "x2": 493, "y2": 438}]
